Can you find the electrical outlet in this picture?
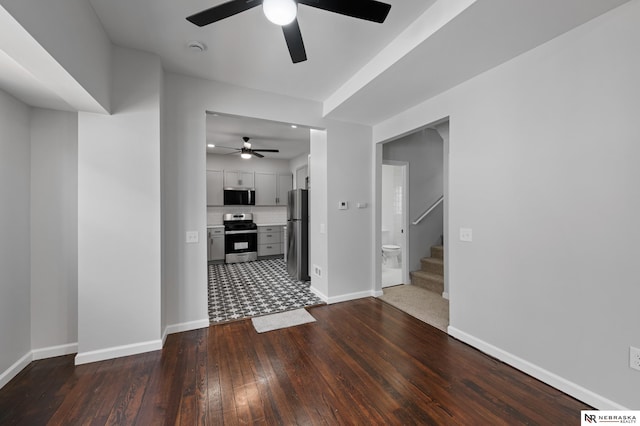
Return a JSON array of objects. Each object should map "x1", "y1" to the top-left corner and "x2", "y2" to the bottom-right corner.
[
  {"x1": 313, "y1": 265, "x2": 322, "y2": 277},
  {"x1": 630, "y1": 346, "x2": 640, "y2": 371},
  {"x1": 185, "y1": 231, "x2": 199, "y2": 243},
  {"x1": 459, "y1": 227, "x2": 473, "y2": 242}
]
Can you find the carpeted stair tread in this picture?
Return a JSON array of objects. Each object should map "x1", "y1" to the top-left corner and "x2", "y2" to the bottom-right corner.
[
  {"x1": 420, "y1": 257, "x2": 444, "y2": 275},
  {"x1": 430, "y1": 245, "x2": 444, "y2": 260},
  {"x1": 410, "y1": 270, "x2": 444, "y2": 294}
]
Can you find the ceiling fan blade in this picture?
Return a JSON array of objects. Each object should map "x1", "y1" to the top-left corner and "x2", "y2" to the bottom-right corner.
[
  {"x1": 298, "y1": 0, "x2": 391, "y2": 23},
  {"x1": 282, "y1": 19, "x2": 307, "y2": 63},
  {"x1": 252, "y1": 152, "x2": 265, "y2": 158},
  {"x1": 251, "y1": 149, "x2": 280, "y2": 152},
  {"x1": 214, "y1": 145, "x2": 241, "y2": 150},
  {"x1": 187, "y1": 0, "x2": 262, "y2": 27}
]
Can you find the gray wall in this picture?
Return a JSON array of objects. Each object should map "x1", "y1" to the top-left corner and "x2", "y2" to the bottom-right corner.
[
  {"x1": 374, "y1": 1, "x2": 640, "y2": 409},
  {"x1": 30, "y1": 108, "x2": 78, "y2": 353},
  {"x1": 383, "y1": 128, "x2": 443, "y2": 272},
  {"x1": 0, "y1": 89, "x2": 31, "y2": 381},
  {"x1": 77, "y1": 47, "x2": 162, "y2": 362}
]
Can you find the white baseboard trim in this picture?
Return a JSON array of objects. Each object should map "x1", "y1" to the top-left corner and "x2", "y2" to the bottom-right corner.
[
  {"x1": 327, "y1": 290, "x2": 378, "y2": 304},
  {"x1": 32, "y1": 342, "x2": 78, "y2": 361},
  {"x1": 164, "y1": 318, "x2": 210, "y2": 336},
  {"x1": 75, "y1": 339, "x2": 163, "y2": 366},
  {"x1": 309, "y1": 286, "x2": 328, "y2": 303},
  {"x1": 447, "y1": 326, "x2": 629, "y2": 410},
  {"x1": 0, "y1": 351, "x2": 32, "y2": 390},
  {"x1": 161, "y1": 327, "x2": 168, "y2": 346}
]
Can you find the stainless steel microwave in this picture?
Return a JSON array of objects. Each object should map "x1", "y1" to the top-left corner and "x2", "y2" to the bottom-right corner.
[{"x1": 223, "y1": 188, "x2": 255, "y2": 205}]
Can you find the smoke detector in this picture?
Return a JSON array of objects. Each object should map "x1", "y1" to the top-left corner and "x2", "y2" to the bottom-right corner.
[{"x1": 187, "y1": 41, "x2": 206, "y2": 52}]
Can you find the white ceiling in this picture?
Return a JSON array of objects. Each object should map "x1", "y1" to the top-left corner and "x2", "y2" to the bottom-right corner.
[
  {"x1": 88, "y1": 0, "x2": 437, "y2": 102},
  {"x1": 0, "y1": 0, "x2": 632, "y2": 140},
  {"x1": 206, "y1": 112, "x2": 310, "y2": 160},
  {"x1": 324, "y1": 0, "x2": 633, "y2": 124}
]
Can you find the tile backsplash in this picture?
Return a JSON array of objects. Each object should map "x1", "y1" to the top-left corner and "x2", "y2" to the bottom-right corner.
[{"x1": 207, "y1": 206, "x2": 287, "y2": 225}]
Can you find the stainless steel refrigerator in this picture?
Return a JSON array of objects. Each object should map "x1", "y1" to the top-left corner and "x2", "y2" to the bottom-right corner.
[{"x1": 287, "y1": 189, "x2": 309, "y2": 281}]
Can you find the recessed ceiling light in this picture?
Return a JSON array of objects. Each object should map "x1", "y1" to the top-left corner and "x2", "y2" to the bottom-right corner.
[
  {"x1": 187, "y1": 41, "x2": 207, "y2": 52},
  {"x1": 291, "y1": 124, "x2": 297, "y2": 129},
  {"x1": 207, "y1": 144, "x2": 215, "y2": 148}
]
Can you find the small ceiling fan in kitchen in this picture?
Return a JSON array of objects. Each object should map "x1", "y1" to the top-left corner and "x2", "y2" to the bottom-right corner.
[
  {"x1": 216, "y1": 136, "x2": 279, "y2": 159},
  {"x1": 186, "y1": 0, "x2": 392, "y2": 63}
]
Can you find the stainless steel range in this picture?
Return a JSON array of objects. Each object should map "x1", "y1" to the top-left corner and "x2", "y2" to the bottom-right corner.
[{"x1": 223, "y1": 213, "x2": 258, "y2": 263}]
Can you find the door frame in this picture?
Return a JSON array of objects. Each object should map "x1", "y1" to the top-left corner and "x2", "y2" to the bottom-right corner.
[{"x1": 381, "y1": 160, "x2": 409, "y2": 286}]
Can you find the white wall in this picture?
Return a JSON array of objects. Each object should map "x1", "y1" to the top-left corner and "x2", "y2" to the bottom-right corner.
[
  {"x1": 383, "y1": 128, "x2": 444, "y2": 272},
  {"x1": 77, "y1": 46, "x2": 162, "y2": 363},
  {"x1": 163, "y1": 73, "x2": 325, "y2": 330},
  {"x1": 374, "y1": 0, "x2": 640, "y2": 409},
  {"x1": 0, "y1": 89, "x2": 31, "y2": 387},
  {"x1": 162, "y1": 73, "x2": 375, "y2": 326},
  {"x1": 30, "y1": 108, "x2": 78, "y2": 353},
  {"x1": 309, "y1": 129, "x2": 328, "y2": 298},
  {"x1": 326, "y1": 122, "x2": 374, "y2": 301}
]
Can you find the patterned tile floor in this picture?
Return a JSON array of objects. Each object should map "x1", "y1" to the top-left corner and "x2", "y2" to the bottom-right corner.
[{"x1": 208, "y1": 258, "x2": 325, "y2": 324}]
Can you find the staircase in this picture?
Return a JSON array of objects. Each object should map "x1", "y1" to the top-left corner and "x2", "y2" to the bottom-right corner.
[{"x1": 410, "y1": 245, "x2": 444, "y2": 295}]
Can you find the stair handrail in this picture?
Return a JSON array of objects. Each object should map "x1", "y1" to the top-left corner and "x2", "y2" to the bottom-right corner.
[{"x1": 412, "y1": 195, "x2": 444, "y2": 225}]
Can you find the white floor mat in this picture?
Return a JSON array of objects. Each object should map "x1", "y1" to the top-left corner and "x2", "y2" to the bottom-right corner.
[{"x1": 251, "y1": 308, "x2": 316, "y2": 333}]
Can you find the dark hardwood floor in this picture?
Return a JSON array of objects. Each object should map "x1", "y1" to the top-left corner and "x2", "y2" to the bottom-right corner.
[{"x1": 0, "y1": 298, "x2": 590, "y2": 425}]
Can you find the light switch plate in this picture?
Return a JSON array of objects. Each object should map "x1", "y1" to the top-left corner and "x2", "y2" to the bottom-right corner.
[
  {"x1": 186, "y1": 231, "x2": 199, "y2": 243},
  {"x1": 459, "y1": 228, "x2": 473, "y2": 242}
]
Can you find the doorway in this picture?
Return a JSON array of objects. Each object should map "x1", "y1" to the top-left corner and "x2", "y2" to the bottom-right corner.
[
  {"x1": 375, "y1": 122, "x2": 450, "y2": 332},
  {"x1": 204, "y1": 112, "x2": 322, "y2": 324},
  {"x1": 381, "y1": 161, "x2": 408, "y2": 288}
]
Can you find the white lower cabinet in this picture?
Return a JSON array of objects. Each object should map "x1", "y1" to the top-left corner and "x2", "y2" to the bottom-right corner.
[
  {"x1": 258, "y1": 225, "x2": 283, "y2": 257},
  {"x1": 208, "y1": 227, "x2": 225, "y2": 261}
]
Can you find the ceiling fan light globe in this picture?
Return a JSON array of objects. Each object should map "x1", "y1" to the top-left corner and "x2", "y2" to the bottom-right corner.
[
  {"x1": 241, "y1": 152, "x2": 252, "y2": 159},
  {"x1": 263, "y1": 0, "x2": 297, "y2": 26}
]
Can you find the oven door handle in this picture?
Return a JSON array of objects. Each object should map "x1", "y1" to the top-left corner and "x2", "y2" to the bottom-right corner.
[{"x1": 225, "y1": 230, "x2": 258, "y2": 235}]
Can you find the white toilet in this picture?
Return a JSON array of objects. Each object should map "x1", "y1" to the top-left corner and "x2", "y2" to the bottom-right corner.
[{"x1": 382, "y1": 244, "x2": 401, "y2": 268}]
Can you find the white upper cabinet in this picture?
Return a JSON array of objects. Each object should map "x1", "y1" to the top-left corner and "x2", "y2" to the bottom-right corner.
[
  {"x1": 224, "y1": 171, "x2": 254, "y2": 188},
  {"x1": 206, "y1": 170, "x2": 224, "y2": 206},
  {"x1": 277, "y1": 173, "x2": 293, "y2": 205},
  {"x1": 254, "y1": 172, "x2": 292, "y2": 205},
  {"x1": 255, "y1": 172, "x2": 278, "y2": 205}
]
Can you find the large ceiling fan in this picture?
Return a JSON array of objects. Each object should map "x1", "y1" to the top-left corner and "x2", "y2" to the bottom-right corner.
[
  {"x1": 186, "y1": 0, "x2": 392, "y2": 63},
  {"x1": 216, "y1": 136, "x2": 279, "y2": 159}
]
